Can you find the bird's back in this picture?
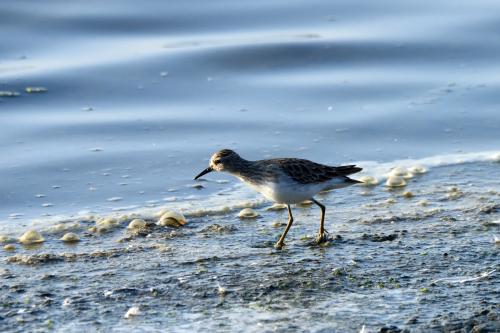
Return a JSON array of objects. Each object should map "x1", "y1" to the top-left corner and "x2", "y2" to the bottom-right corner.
[{"x1": 257, "y1": 158, "x2": 362, "y2": 185}]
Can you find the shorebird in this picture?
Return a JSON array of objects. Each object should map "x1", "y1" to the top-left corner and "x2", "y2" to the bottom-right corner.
[{"x1": 194, "y1": 149, "x2": 362, "y2": 249}]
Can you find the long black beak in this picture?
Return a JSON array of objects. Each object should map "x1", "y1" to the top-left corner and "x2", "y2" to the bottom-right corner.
[{"x1": 194, "y1": 167, "x2": 213, "y2": 180}]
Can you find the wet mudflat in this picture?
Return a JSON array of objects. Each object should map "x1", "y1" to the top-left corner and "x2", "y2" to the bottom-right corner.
[{"x1": 1, "y1": 162, "x2": 498, "y2": 332}]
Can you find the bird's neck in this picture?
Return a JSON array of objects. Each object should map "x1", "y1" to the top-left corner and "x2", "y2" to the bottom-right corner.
[{"x1": 229, "y1": 159, "x2": 265, "y2": 185}]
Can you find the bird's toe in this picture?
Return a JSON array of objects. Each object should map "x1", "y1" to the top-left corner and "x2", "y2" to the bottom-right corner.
[
  {"x1": 274, "y1": 241, "x2": 285, "y2": 250},
  {"x1": 316, "y1": 233, "x2": 329, "y2": 245}
]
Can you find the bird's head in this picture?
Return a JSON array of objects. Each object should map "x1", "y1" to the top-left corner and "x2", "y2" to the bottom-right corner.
[{"x1": 194, "y1": 149, "x2": 243, "y2": 179}]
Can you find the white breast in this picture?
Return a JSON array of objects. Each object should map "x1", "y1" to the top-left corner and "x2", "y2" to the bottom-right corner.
[{"x1": 241, "y1": 177, "x2": 351, "y2": 204}]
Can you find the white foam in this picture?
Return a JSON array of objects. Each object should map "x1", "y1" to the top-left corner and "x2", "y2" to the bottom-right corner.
[{"x1": 355, "y1": 150, "x2": 500, "y2": 180}]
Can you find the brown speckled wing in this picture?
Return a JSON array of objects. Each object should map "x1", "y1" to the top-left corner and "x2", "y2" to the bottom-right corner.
[{"x1": 270, "y1": 159, "x2": 362, "y2": 184}]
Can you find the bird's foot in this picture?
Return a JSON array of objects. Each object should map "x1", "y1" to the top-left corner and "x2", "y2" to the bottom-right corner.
[
  {"x1": 316, "y1": 229, "x2": 330, "y2": 245},
  {"x1": 274, "y1": 241, "x2": 285, "y2": 250}
]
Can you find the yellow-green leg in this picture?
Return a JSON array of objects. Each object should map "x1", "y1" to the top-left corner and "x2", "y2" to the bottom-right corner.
[
  {"x1": 312, "y1": 198, "x2": 328, "y2": 244},
  {"x1": 275, "y1": 204, "x2": 294, "y2": 250}
]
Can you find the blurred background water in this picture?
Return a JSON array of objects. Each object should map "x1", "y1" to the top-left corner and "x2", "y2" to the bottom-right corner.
[{"x1": 1, "y1": 0, "x2": 500, "y2": 228}]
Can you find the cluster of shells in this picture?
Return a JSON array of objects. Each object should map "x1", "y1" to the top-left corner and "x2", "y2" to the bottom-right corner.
[
  {"x1": 1, "y1": 209, "x2": 187, "y2": 251},
  {"x1": 385, "y1": 165, "x2": 427, "y2": 188},
  {"x1": 357, "y1": 165, "x2": 427, "y2": 189}
]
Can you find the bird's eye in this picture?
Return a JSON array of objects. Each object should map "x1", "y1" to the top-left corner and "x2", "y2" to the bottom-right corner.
[{"x1": 213, "y1": 159, "x2": 221, "y2": 165}]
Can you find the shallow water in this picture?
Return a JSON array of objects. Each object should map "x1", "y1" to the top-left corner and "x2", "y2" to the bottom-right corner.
[
  {"x1": 1, "y1": 0, "x2": 500, "y2": 224},
  {"x1": 1, "y1": 0, "x2": 500, "y2": 332}
]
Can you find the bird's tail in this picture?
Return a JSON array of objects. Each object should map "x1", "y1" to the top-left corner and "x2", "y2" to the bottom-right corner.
[
  {"x1": 335, "y1": 165, "x2": 362, "y2": 176},
  {"x1": 346, "y1": 177, "x2": 363, "y2": 184}
]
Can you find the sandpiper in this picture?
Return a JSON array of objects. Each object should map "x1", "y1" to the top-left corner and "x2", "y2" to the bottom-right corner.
[{"x1": 194, "y1": 149, "x2": 362, "y2": 249}]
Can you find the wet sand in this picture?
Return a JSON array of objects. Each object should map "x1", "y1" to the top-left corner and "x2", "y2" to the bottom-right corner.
[{"x1": 1, "y1": 162, "x2": 498, "y2": 332}]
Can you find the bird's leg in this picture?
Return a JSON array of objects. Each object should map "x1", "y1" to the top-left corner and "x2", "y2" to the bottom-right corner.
[
  {"x1": 312, "y1": 198, "x2": 328, "y2": 244},
  {"x1": 275, "y1": 204, "x2": 294, "y2": 250}
]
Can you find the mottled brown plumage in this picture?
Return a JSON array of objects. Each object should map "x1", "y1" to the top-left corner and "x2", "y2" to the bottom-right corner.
[{"x1": 257, "y1": 159, "x2": 362, "y2": 184}]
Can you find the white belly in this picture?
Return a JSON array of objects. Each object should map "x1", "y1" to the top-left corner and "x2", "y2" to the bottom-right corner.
[{"x1": 243, "y1": 177, "x2": 351, "y2": 204}]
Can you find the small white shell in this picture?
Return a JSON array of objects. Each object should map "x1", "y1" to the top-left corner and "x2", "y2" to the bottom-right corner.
[
  {"x1": 158, "y1": 211, "x2": 187, "y2": 227},
  {"x1": 124, "y1": 306, "x2": 141, "y2": 319},
  {"x1": 60, "y1": 232, "x2": 80, "y2": 243},
  {"x1": 297, "y1": 200, "x2": 313, "y2": 207},
  {"x1": 0, "y1": 234, "x2": 15, "y2": 244},
  {"x1": 49, "y1": 222, "x2": 81, "y2": 233},
  {"x1": 408, "y1": 165, "x2": 427, "y2": 174},
  {"x1": 128, "y1": 219, "x2": 147, "y2": 230},
  {"x1": 389, "y1": 167, "x2": 413, "y2": 179},
  {"x1": 385, "y1": 198, "x2": 396, "y2": 205},
  {"x1": 4, "y1": 244, "x2": 16, "y2": 251},
  {"x1": 238, "y1": 208, "x2": 259, "y2": 218},
  {"x1": 96, "y1": 217, "x2": 119, "y2": 228},
  {"x1": 359, "y1": 176, "x2": 379, "y2": 186},
  {"x1": 272, "y1": 221, "x2": 283, "y2": 228},
  {"x1": 19, "y1": 230, "x2": 45, "y2": 245},
  {"x1": 417, "y1": 200, "x2": 429, "y2": 206},
  {"x1": 402, "y1": 191, "x2": 414, "y2": 198},
  {"x1": 385, "y1": 176, "x2": 407, "y2": 187},
  {"x1": 266, "y1": 203, "x2": 287, "y2": 211},
  {"x1": 446, "y1": 186, "x2": 463, "y2": 199}
]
